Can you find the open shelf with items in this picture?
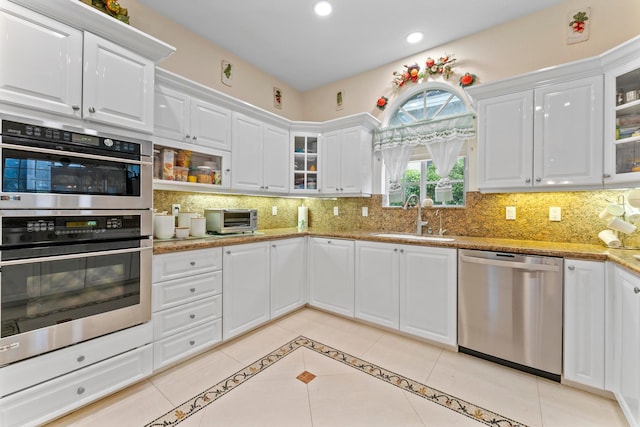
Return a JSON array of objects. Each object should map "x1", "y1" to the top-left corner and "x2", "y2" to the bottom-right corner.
[
  {"x1": 291, "y1": 134, "x2": 320, "y2": 193},
  {"x1": 153, "y1": 140, "x2": 230, "y2": 192}
]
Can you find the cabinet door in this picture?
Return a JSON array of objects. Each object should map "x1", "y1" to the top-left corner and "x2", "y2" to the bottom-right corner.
[
  {"x1": 399, "y1": 245, "x2": 457, "y2": 346},
  {"x1": 154, "y1": 84, "x2": 190, "y2": 142},
  {"x1": 354, "y1": 241, "x2": 399, "y2": 329},
  {"x1": 231, "y1": 113, "x2": 264, "y2": 191},
  {"x1": 339, "y1": 127, "x2": 364, "y2": 193},
  {"x1": 270, "y1": 238, "x2": 306, "y2": 318},
  {"x1": 534, "y1": 76, "x2": 603, "y2": 188},
  {"x1": 563, "y1": 259, "x2": 605, "y2": 389},
  {"x1": 83, "y1": 32, "x2": 154, "y2": 133},
  {"x1": 223, "y1": 242, "x2": 270, "y2": 340},
  {"x1": 308, "y1": 238, "x2": 355, "y2": 317},
  {"x1": 0, "y1": 2, "x2": 82, "y2": 117},
  {"x1": 477, "y1": 91, "x2": 534, "y2": 190},
  {"x1": 263, "y1": 125, "x2": 290, "y2": 193},
  {"x1": 322, "y1": 130, "x2": 342, "y2": 193},
  {"x1": 613, "y1": 266, "x2": 640, "y2": 427},
  {"x1": 190, "y1": 98, "x2": 232, "y2": 150}
]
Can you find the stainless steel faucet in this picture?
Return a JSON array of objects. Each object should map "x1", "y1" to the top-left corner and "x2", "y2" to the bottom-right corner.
[
  {"x1": 403, "y1": 194, "x2": 429, "y2": 235},
  {"x1": 435, "y1": 209, "x2": 447, "y2": 236}
]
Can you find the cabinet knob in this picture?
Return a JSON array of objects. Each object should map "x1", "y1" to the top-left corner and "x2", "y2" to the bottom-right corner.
[
  {"x1": 525, "y1": 178, "x2": 531, "y2": 183},
  {"x1": 185, "y1": 134, "x2": 191, "y2": 139},
  {"x1": 635, "y1": 287, "x2": 640, "y2": 294},
  {"x1": 265, "y1": 186, "x2": 269, "y2": 190},
  {"x1": 327, "y1": 240, "x2": 331, "y2": 244},
  {"x1": 192, "y1": 136, "x2": 198, "y2": 141},
  {"x1": 189, "y1": 314, "x2": 195, "y2": 319},
  {"x1": 189, "y1": 340, "x2": 195, "y2": 346},
  {"x1": 568, "y1": 265, "x2": 575, "y2": 271},
  {"x1": 72, "y1": 104, "x2": 80, "y2": 111},
  {"x1": 225, "y1": 169, "x2": 231, "y2": 172},
  {"x1": 603, "y1": 173, "x2": 611, "y2": 178},
  {"x1": 190, "y1": 287, "x2": 196, "y2": 293},
  {"x1": 190, "y1": 261, "x2": 196, "y2": 266},
  {"x1": 394, "y1": 248, "x2": 398, "y2": 252},
  {"x1": 77, "y1": 355, "x2": 85, "y2": 363},
  {"x1": 335, "y1": 187, "x2": 340, "y2": 191},
  {"x1": 340, "y1": 188, "x2": 344, "y2": 191},
  {"x1": 77, "y1": 387, "x2": 86, "y2": 395},
  {"x1": 400, "y1": 249, "x2": 404, "y2": 254},
  {"x1": 272, "y1": 244, "x2": 276, "y2": 248},
  {"x1": 535, "y1": 177, "x2": 542, "y2": 182},
  {"x1": 226, "y1": 250, "x2": 231, "y2": 255},
  {"x1": 88, "y1": 107, "x2": 95, "y2": 114}
]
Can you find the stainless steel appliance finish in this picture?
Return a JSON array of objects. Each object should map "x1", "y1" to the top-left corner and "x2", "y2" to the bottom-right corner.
[
  {"x1": 0, "y1": 209, "x2": 152, "y2": 366},
  {"x1": 458, "y1": 249, "x2": 563, "y2": 380},
  {"x1": 0, "y1": 118, "x2": 152, "y2": 210},
  {"x1": 205, "y1": 208, "x2": 258, "y2": 234}
]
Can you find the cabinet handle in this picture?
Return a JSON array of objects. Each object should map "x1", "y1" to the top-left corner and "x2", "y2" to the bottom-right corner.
[
  {"x1": 190, "y1": 287, "x2": 196, "y2": 293},
  {"x1": 88, "y1": 107, "x2": 95, "y2": 114},
  {"x1": 189, "y1": 340, "x2": 195, "y2": 346},
  {"x1": 190, "y1": 261, "x2": 196, "y2": 266},
  {"x1": 568, "y1": 265, "x2": 575, "y2": 271},
  {"x1": 185, "y1": 134, "x2": 190, "y2": 139},
  {"x1": 535, "y1": 177, "x2": 542, "y2": 182},
  {"x1": 603, "y1": 173, "x2": 611, "y2": 178},
  {"x1": 635, "y1": 287, "x2": 640, "y2": 294},
  {"x1": 525, "y1": 178, "x2": 531, "y2": 183},
  {"x1": 77, "y1": 387, "x2": 86, "y2": 395},
  {"x1": 77, "y1": 355, "x2": 85, "y2": 363},
  {"x1": 226, "y1": 250, "x2": 231, "y2": 255},
  {"x1": 72, "y1": 104, "x2": 80, "y2": 111},
  {"x1": 190, "y1": 314, "x2": 195, "y2": 319}
]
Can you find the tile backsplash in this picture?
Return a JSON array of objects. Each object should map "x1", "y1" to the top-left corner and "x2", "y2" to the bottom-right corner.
[{"x1": 154, "y1": 189, "x2": 640, "y2": 247}]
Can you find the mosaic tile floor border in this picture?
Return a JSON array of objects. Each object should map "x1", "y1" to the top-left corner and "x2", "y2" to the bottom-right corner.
[{"x1": 145, "y1": 335, "x2": 528, "y2": 427}]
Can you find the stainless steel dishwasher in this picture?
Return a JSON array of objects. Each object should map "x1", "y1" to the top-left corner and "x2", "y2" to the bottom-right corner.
[{"x1": 458, "y1": 249, "x2": 563, "y2": 381}]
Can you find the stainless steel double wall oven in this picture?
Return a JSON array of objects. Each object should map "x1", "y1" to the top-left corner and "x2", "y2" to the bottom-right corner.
[{"x1": 0, "y1": 117, "x2": 153, "y2": 366}]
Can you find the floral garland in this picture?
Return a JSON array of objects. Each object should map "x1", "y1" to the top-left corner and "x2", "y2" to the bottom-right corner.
[{"x1": 375, "y1": 53, "x2": 478, "y2": 110}]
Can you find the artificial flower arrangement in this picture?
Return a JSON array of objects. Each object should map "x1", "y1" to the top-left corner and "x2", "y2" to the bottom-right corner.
[{"x1": 392, "y1": 54, "x2": 456, "y2": 87}]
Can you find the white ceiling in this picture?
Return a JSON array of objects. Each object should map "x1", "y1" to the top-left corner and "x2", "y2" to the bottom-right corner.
[{"x1": 137, "y1": 0, "x2": 566, "y2": 92}]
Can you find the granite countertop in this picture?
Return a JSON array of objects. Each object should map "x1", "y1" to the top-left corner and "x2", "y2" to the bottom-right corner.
[{"x1": 153, "y1": 227, "x2": 640, "y2": 275}]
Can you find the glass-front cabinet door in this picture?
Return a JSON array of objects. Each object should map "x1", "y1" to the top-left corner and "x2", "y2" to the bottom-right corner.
[
  {"x1": 291, "y1": 134, "x2": 321, "y2": 193},
  {"x1": 604, "y1": 53, "x2": 640, "y2": 186}
]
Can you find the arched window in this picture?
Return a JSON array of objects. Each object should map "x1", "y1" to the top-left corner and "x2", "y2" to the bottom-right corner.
[{"x1": 377, "y1": 83, "x2": 474, "y2": 207}]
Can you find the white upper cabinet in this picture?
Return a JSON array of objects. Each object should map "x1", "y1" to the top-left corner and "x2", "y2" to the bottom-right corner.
[
  {"x1": 321, "y1": 126, "x2": 373, "y2": 196},
  {"x1": 472, "y1": 73, "x2": 603, "y2": 192},
  {"x1": 0, "y1": 0, "x2": 174, "y2": 133},
  {"x1": 154, "y1": 84, "x2": 232, "y2": 151},
  {"x1": 231, "y1": 112, "x2": 289, "y2": 193}
]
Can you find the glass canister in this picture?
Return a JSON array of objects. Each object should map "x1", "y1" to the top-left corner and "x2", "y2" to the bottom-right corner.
[
  {"x1": 153, "y1": 149, "x2": 161, "y2": 179},
  {"x1": 196, "y1": 166, "x2": 212, "y2": 184}
]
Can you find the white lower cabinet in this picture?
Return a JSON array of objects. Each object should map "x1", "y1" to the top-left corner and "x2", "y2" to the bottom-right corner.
[
  {"x1": 308, "y1": 237, "x2": 355, "y2": 317},
  {"x1": 563, "y1": 259, "x2": 606, "y2": 389},
  {"x1": 612, "y1": 265, "x2": 640, "y2": 427},
  {"x1": 270, "y1": 238, "x2": 307, "y2": 319},
  {"x1": 152, "y1": 248, "x2": 223, "y2": 370},
  {"x1": 398, "y1": 245, "x2": 457, "y2": 346},
  {"x1": 0, "y1": 344, "x2": 152, "y2": 427},
  {"x1": 223, "y1": 242, "x2": 271, "y2": 340}
]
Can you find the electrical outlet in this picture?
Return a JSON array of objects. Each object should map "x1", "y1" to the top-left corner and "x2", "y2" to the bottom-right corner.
[
  {"x1": 550, "y1": 206, "x2": 562, "y2": 221},
  {"x1": 362, "y1": 207, "x2": 368, "y2": 217},
  {"x1": 333, "y1": 206, "x2": 339, "y2": 216},
  {"x1": 506, "y1": 206, "x2": 516, "y2": 220},
  {"x1": 171, "y1": 204, "x2": 180, "y2": 216},
  {"x1": 272, "y1": 206, "x2": 278, "y2": 216}
]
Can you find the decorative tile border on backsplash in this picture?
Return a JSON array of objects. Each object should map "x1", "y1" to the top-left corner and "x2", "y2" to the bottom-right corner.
[{"x1": 154, "y1": 189, "x2": 638, "y2": 246}]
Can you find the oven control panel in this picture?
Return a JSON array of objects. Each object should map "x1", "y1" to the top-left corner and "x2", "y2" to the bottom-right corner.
[{"x1": 2, "y1": 215, "x2": 141, "y2": 247}]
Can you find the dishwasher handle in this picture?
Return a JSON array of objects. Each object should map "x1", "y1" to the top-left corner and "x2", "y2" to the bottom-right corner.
[{"x1": 459, "y1": 254, "x2": 561, "y2": 272}]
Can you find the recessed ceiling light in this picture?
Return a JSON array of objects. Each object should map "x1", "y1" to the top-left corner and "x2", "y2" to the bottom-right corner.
[
  {"x1": 314, "y1": 1, "x2": 332, "y2": 16},
  {"x1": 406, "y1": 32, "x2": 424, "y2": 44}
]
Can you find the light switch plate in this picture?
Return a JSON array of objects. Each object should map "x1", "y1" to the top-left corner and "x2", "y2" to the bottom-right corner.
[
  {"x1": 333, "y1": 206, "x2": 339, "y2": 216},
  {"x1": 272, "y1": 206, "x2": 278, "y2": 216},
  {"x1": 171, "y1": 204, "x2": 180, "y2": 216},
  {"x1": 506, "y1": 206, "x2": 516, "y2": 220},
  {"x1": 550, "y1": 206, "x2": 561, "y2": 221},
  {"x1": 362, "y1": 207, "x2": 368, "y2": 217}
]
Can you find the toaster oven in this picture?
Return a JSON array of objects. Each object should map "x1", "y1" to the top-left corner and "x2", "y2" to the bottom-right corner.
[{"x1": 204, "y1": 209, "x2": 258, "y2": 234}]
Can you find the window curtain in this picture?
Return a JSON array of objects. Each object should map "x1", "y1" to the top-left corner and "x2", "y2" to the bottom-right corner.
[{"x1": 373, "y1": 112, "x2": 475, "y2": 200}]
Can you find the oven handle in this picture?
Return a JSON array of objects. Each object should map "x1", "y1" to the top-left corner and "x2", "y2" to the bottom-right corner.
[
  {"x1": 0, "y1": 245, "x2": 152, "y2": 267},
  {"x1": 0, "y1": 143, "x2": 151, "y2": 166}
]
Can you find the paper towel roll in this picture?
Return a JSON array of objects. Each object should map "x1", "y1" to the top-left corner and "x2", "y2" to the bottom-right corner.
[
  {"x1": 298, "y1": 206, "x2": 308, "y2": 231},
  {"x1": 598, "y1": 229, "x2": 621, "y2": 248}
]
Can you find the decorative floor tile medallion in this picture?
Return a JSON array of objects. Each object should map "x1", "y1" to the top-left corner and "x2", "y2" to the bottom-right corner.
[
  {"x1": 145, "y1": 336, "x2": 528, "y2": 427},
  {"x1": 296, "y1": 370, "x2": 316, "y2": 384}
]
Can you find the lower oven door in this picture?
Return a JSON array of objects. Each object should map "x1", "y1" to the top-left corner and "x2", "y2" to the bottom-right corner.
[{"x1": 0, "y1": 239, "x2": 152, "y2": 366}]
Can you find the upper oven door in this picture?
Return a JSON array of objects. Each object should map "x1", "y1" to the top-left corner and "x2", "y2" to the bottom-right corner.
[{"x1": 0, "y1": 123, "x2": 151, "y2": 210}]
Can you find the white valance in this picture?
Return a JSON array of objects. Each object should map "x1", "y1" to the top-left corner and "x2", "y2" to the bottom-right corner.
[{"x1": 373, "y1": 112, "x2": 475, "y2": 152}]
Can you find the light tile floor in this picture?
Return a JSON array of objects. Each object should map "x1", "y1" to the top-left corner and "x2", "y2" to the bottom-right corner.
[{"x1": 47, "y1": 308, "x2": 629, "y2": 427}]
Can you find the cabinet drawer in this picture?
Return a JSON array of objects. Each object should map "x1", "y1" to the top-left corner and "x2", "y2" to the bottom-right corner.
[
  {"x1": 153, "y1": 295, "x2": 222, "y2": 340},
  {"x1": 0, "y1": 322, "x2": 151, "y2": 398},
  {"x1": 153, "y1": 319, "x2": 222, "y2": 370},
  {"x1": 0, "y1": 344, "x2": 152, "y2": 427},
  {"x1": 153, "y1": 270, "x2": 222, "y2": 312},
  {"x1": 153, "y1": 247, "x2": 222, "y2": 283}
]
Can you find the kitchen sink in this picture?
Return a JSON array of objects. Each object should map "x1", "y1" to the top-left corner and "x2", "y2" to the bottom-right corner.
[{"x1": 373, "y1": 233, "x2": 454, "y2": 242}]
